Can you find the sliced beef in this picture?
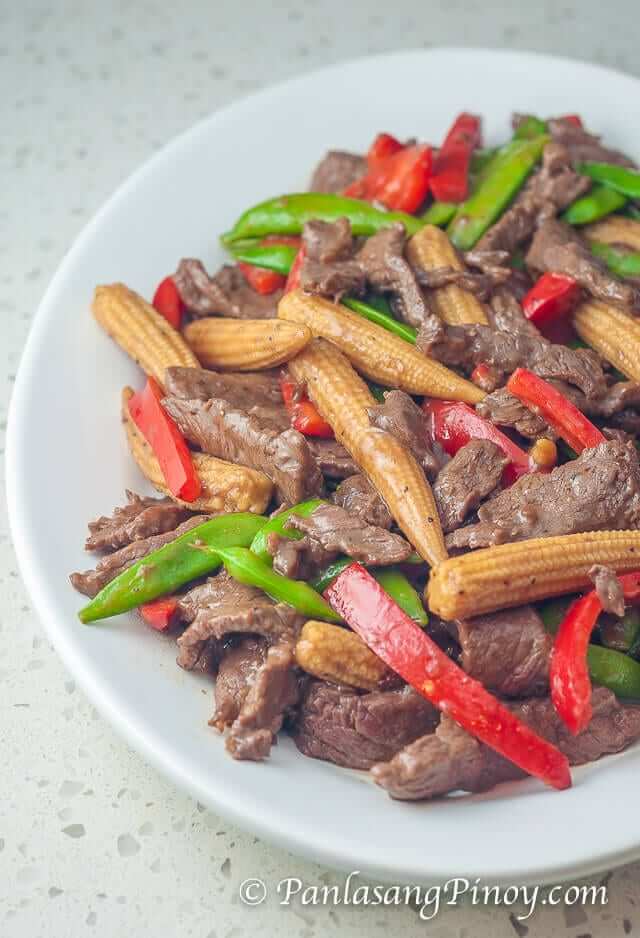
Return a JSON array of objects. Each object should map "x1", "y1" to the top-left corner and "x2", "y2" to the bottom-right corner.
[
  {"x1": 70, "y1": 515, "x2": 206, "y2": 598},
  {"x1": 476, "y1": 387, "x2": 551, "y2": 439},
  {"x1": 433, "y1": 440, "x2": 507, "y2": 533},
  {"x1": 84, "y1": 490, "x2": 193, "y2": 553},
  {"x1": 331, "y1": 474, "x2": 393, "y2": 529},
  {"x1": 447, "y1": 440, "x2": 640, "y2": 550},
  {"x1": 367, "y1": 390, "x2": 440, "y2": 478},
  {"x1": 307, "y1": 437, "x2": 357, "y2": 479},
  {"x1": 553, "y1": 379, "x2": 640, "y2": 426},
  {"x1": 210, "y1": 637, "x2": 268, "y2": 729},
  {"x1": 457, "y1": 605, "x2": 552, "y2": 697},
  {"x1": 174, "y1": 260, "x2": 281, "y2": 319},
  {"x1": 371, "y1": 687, "x2": 640, "y2": 800},
  {"x1": 590, "y1": 564, "x2": 625, "y2": 617},
  {"x1": 163, "y1": 396, "x2": 323, "y2": 505},
  {"x1": 476, "y1": 143, "x2": 590, "y2": 254},
  {"x1": 294, "y1": 681, "x2": 440, "y2": 770},
  {"x1": 226, "y1": 641, "x2": 299, "y2": 761},
  {"x1": 357, "y1": 224, "x2": 431, "y2": 329},
  {"x1": 488, "y1": 286, "x2": 544, "y2": 338},
  {"x1": 286, "y1": 503, "x2": 412, "y2": 566},
  {"x1": 267, "y1": 531, "x2": 330, "y2": 581},
  {"x1": 299, "y1": 218, "x2": 365, "y2": 299},
  {"x1": 310, "y1": 150, "x2": 367, "y2": 194},
  {"x1": 548, "y1": 117, "x2": 637, "y2": 168},
  {"x1": 176, "y1": 570, "x2": 303, "y2": 670},
  {"x1": 526, "y1": 219, "x2": 640, "y2": 311}
]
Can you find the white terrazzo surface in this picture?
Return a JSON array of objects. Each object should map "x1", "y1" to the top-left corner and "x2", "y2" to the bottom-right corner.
[{"x1": 2, "y1": 2, "x2": 640, "y2": 935}]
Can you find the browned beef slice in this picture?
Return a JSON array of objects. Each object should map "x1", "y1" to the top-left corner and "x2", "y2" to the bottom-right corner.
[
  {"x1": 553, "y1": 379, "x2": 640, "y2": 424},
  {"x1": 446, "y1": 440, "x2": 640, "y2": 550},
  {"x1": 476, "y1": 143, "x2": 590, "y2": 254},
  {"x1": 84, "y1": 490, "x2": 193, "y2": 552},
  {"x1": 174, "y1": 260, "x2": 281, "y2": 318},
  {"x1": 226, "y1": 642, "x2": 299, "y2": 761},
  {"x1": 286, "y1": 503, "x2": 412, "y2": 566},
  {"x1": 70, "y1": 515, "x2": 206, "y2": 598},
  {"x1": 367, "y1": 390, "x2": 440, "y2": 478},
  {"x1": 332, "y1": 474, "x2": 393, "y2": 529},
  {"x1": 357, "y1": 224, "x2": 431, "y2": 329},
  {"x1": 547, "y1": 117, "x2": 637, "y2": 168},
  {"x1": 294, "y1": 681, "x2": 440, "y2": 770},
  {"x1": 176, "y1": 570, "x2": 303, "y2": 670},
  {"x1": 457, "y1": 606, "x2": 552, "y2": 697},
  {"x1": 590, "y1": 564, "x2": 625, "y2": 617},
  {"x1": 526, "y1": 219, "x2": 640, "y2": 311},
  {"x1": 299, "y1": 218, "x2": 366, "y2": 299},
  {"x1": 162, "y1": 396, "x2": 323, "y2": 505},
  {"x1": 306, "y1": 437, "x2": 357, "y2": 479},
  {"x1": 266, "y1": 532, "x2": 331, "y2": 581},
  {"x1": 371, "y1": 688, "x2": 640, "y2": 800},
  {"x1": 476, "y1": 387, "x2": 552, "y2": 439},
  {"x1": 210, "y1": 637, "x2": 267, "y2": 729},
  {"x1": 488, "y1": 286, "x2": 544, "y2": 338},
  {"x1": 310, "y1": 150, "x2": 366, "y2": 193},
  {"x1": 433, "y1": 440, "x2": 507, "y2": 533}
]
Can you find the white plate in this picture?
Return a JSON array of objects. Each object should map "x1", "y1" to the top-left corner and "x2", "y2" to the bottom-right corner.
[{"x1": 7, "y1": 48, "x2": 640, "y2": 886}]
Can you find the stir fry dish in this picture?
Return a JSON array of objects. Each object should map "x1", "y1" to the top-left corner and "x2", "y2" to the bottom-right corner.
[{"x1": 70, "y1": 112, "x2": 640, "y2": 801}]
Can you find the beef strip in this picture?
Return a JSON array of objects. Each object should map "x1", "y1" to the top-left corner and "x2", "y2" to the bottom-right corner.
[
  {"x1": 176, "y1": 570, "x2": 303, "y2": 670},
  {"x1": 267, "y1": 531, "x2": 331, "y2": 581},
  {"x1": 447, "y1": 440, "x2": 640, "y2": 550},
  {"x1": 476, "y1": 387, "x2": 552, "y2": 439},
  {"x1": 433, "y1": 440, "x2": 507, "y2": 533},
  {"x1": 225, "y1": 641, "x2": 299, "y2": 761},
  {"x1": 366, "y1": 390, "x2": 441, "y2": 478},
  {"x1": 476, "y1": 143, "x2": 590, "y2": 254},
  {"x1": 286, "y1": 503, "x2": 412, "y2": 565},
  {"x1": 331, "y1": 474, "x2": 393, "y2": 529},
  {"x1": 162, "y1": 396, "x2": 323, "y2": 504},
  {"x1": 552, "y1": 379, "x2": 640, "y2": 424},
  {"x1": 84, "y1": 490, "x2": 194, "y2": 552},
  {"x1": 590, "y1": 564, "x2": 625, "y2": 617},
  {"x1": 306, "y1": 437, "x2": 357, "y2": 479},
  {"x1": 174, "y1": 260, "x2": 281, "y2": 319},
  {"x1": 357, "y1": 224, "x2": 431, "y2": 329},
  {"x1": 457, "y1": 605, "x2": 552, "y2": 697},
  {"x1": 488, "y1": 286, "x2": 544, "y2": 338},
  {"x1": 299, "y1": 218, "x2": 366, "y2": 299},
  {"x1": 310, "y1": 150, "x2": 367, "y2": 193},
  {"x1": 293, "y1": 681, "x2": 440, "y2": 770},
  {"x1": 547, "y1": 117, "x2": 637, "y2": 168},
  {"x1": 70, "y1": 515, "x2": 206, "y2": 598},
  {"x1": 371, "y1": 687, "x2": 640, "y2": 800},
  {"x1": 210, "y1": 636, "x2": 267, "y2": 729},
  {"x1": 526, "y1": 219, "x2": 640, "y2": 311}
]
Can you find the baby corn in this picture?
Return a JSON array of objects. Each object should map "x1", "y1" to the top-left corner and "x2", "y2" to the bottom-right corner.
[
  {"x1": 584, "y1": 216, "x2": 640, "y2": 252},
  {"x1": 93, "y1": 284, "x2": 199, "y2": 385},
  {"x1": 279, "y1": 290, "x2": 484, "y2": 404},
  {"x1": 427, "y1": 530, "x2": 640, "y2": 620},
  {"x1": 407, "y1": 225, "x2": 489, "y2": 325},
  {"x1": 295, "y1": 620, "x2": 389, "y2": 690},
  {"x1": 122, "y1": 388, "x2": 273, "y2": 514},
  {"x1": 573, "y1": 300, "x2": 640, "y2": 382},
  {"x1": 289, "y1": 339, "x2": 448, "y2": 566},
  {"x1": 183, "y1": 318, "x2": 311, "y2": 371}
]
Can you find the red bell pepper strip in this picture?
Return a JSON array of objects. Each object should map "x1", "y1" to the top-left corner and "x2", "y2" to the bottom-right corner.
[
  {"x1": 344, "y1": 144, "x2": 433, "y2": 214},
  {"x1": 424, "y1": 399, "x2": 532, "y2": 485},
  {"x1": 507, "y1": 368, "x2": 605, "y2": 454},
  {"x1": 285, "y1": 245, "x2": 305, "y2": 293},
  {"x1": 280, "y1": 375, "x2": 334, "y2": 438},
  {"x1": 152, "y1": 276, "x2": 184, "y2": 329},
  {"x1": 522, "y1": 273, "x2": 582, "y2": 333},
  {"x1": 140, "y1": 595, "x2": 180, "y2": 631},
  {"x1": 550, "y1": 572, "x2": 640, "y2": 734},
  {"x1": 430, "y1": 113, "x2": 482, "y2": 203},
  {"x1": 559, "y1": 114, "x2": 583, "y2": 128},
  {"x1": 237, "y1": 261, "x2": 286, "y2": 295},
  {"x1": 128, "y1": 377, "x2": 201, "y2": 502},
  {"x1": 366, "y1": 132, "x2": 404, "y2": 167},
  {"x1": 326, "y1": 564, "x2": 571, "y2": 791}
]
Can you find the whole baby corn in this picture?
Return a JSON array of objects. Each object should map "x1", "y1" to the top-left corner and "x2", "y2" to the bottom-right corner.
[
  {"x1": 279, "y1": 290, "x2": 484, "y2": 404},
  {"x1": 573, "y1": 300, "x2": 640, "y2": 382},
  {"x1": 122, "y1": 388, "x2": 273, "y2": 513},
  {"x1": 407, "y1": 225, "x2": 489, "y2": 325},
  {"x1": 93, "y1": 284, "x2": 199, "y2": 384},
  {"x1": 295, "y1": 620, "x2": 391, "y2": 690},
  {"x1": 183, "y1": 318, "x2": 312, "y2": 371},
  {"x1": 427, "y1": 530, "x2": 640, "y2": 620},
  {"x1": 288, "y1": 338, "x2": 448, "y2": 566}
]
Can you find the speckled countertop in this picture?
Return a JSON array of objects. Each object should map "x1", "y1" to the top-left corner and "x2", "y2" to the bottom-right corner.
[{"x1": 3, "y1": 2, "x2": 640, "y2": 936}]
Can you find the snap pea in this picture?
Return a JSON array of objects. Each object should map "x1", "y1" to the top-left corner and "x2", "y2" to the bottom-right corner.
[
  {"x1": 228, "y1": 239, "x2": 298, "y2": 275},
  {"x1": 78, "y1": 513, "x2": 266, "y2": 624},
  {"x1": 513, "y1": 116, "x2": 548, "y2": 140},
  {"x1": 590, "y1": 241, "x2": 640, "y2": 279},
  {"x1": 562, "y1": 184, "x2": 627, "y2": 226},
  {"x1": 342, "y1": 297, "x2": 417, "y2": 344},
  {"x1": 221, "y1": 193, "x2": 423, "y2": 244},
  {"x1": 311, "y1": 559, "x2": 427, "y2": 625},
  {"x1": 578, "y1": 162, "x2": 640, "y2": 200},
  {"x1": 623, "y1": 203, "x2": 640, "y2": 221},
  {"x1": 420, "y1": 149, "x2": 498, "y2": 228},
  {"x1": 213, "y1": 546, "x2": 341, "y2": 622},
  {"x1": 421, "y1": 202, "x2": 457, "y2": 227},
  {"x1": 250, "y1": 498, "x2": 326, "y2": 564}
]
